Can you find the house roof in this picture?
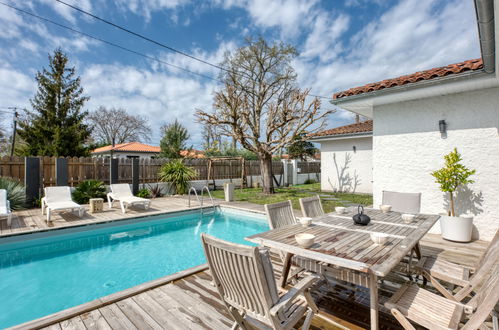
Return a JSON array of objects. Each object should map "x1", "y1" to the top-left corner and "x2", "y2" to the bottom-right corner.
[
  {"x1": 310, "y1": 120, "x2": 373, "y2": 138},
  {"x1": 180, "y1": 149, "x2": 205, "y2": 158},
  {"x1": 92, "y1": 142, "x2": 161, "y2": 154},
  {"x1": 333, "y1": 59, "x2": 484, "y2": 100}
]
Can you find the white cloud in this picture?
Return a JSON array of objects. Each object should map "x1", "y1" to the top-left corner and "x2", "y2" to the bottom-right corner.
[
  {"x1": 112, "y1": 0, "x2": 191, "y2": 22},
  {"x1": 81, "y1": 63, "x2": 218, "y2": 146},
  {"x1": 40, "y1": 0, "x2": 93, "y2": 24},
  {"x1": 0, "y1": 65, "x2": 35, "y2": 111},
  {"x1": 213, "y1": 0, "x2": 319, "y2": 38}
]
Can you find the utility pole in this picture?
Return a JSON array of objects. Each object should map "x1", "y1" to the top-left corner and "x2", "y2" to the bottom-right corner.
[{"x1": 9, "y1": 108, "x2": 19, "y2": 157}]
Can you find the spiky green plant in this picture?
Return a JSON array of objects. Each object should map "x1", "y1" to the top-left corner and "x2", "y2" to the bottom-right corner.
[
  {"x1": 431, "y1": 148, "x2": 475, "y2": 216},
  {"x1": 159, "y1": 160, "x2": 197, "y2": 194},
  {"x1": 0, "y1": 177, "x2": 26, "y2": 210},
  {"x1": 72, "y1": 180, "x2": 106, "y2": 204}
]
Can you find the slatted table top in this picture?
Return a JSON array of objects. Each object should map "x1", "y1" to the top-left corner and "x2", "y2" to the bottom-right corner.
[{"x1": 246, "y1": 208, "x2": 439, "y2": 277}]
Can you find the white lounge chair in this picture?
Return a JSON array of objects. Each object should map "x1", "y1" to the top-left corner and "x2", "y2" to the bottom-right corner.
[
  {"x1": 107, "y1": 184, "x2": 150, "y2": 214},
  {"x1": 42, "y1": 186, "x2": 84, "y2": 222},
  {"x1": 0, "y1": 189, "x2": 12, "y2": 227}
]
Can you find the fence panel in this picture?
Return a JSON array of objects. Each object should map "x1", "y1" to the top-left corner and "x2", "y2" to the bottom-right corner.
[{"x1": 0, "y1": 156, "x2": 320, "y2": 188}]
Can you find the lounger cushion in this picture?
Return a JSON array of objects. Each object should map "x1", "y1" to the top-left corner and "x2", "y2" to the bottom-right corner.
[{"x1": 46, "y1": 201, "x2": 82, "y2": 210}]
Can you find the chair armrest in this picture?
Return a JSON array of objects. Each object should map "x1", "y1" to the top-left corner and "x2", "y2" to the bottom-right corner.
[
  {"x1": 41, "y1": 197, "x2": 46, "y2": 206},
  {"x1": 6, "y1": 200, "x2": 10, "y2": 211},
  {"x1": 270, "y1": 274, "x2": 319, "y2": 316}
]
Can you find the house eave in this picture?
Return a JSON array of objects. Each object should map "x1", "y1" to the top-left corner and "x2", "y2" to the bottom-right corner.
[{"x1": 308, "y1": 132, "x2": 372, "y2": 142}]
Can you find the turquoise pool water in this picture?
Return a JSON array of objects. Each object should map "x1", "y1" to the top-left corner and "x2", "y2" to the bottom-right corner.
[{"x1": 0, "y1": 208, "x2": 267, "y2": 328}]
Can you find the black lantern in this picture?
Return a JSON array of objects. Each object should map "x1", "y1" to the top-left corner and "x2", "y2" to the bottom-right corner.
[{"x1": 439, "y1": 120, "x2": 447, "y2": 134}]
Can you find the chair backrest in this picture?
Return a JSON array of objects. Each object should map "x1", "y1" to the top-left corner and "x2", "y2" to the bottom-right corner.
[
  {"x1": 44, "y1": 186, "x2": 73, "y2": 204},
  {"x1": 0, "y1": 189, "x2": 7, "y2": 207},
  {"x1": 467, "y1": 230, "x2": 499, "y2": 290},
  {"x1": 474, "y1": 229, "x2": 499, "y2": 271},
  {"x1": 299, "y1": 195, "x2": 324, "y2": 218},
  {"x1": 462, "y1": 262, "x2": 499, "y2": 330},
  {"x1": 382, "y1": 190, "x2": 421, "y2": 214},
  {"x1": 111, "y1": 184, "x2": 133, "y2": 197},
  {"x1": 0, "y1": 189, "x2": 7, "y2": 212},
  {"x1": 264, "y1": 200, "x2": 296, "y2": 229},
  {"x1": 201, "y1": 233, "x2": 281, "y2": 326}
]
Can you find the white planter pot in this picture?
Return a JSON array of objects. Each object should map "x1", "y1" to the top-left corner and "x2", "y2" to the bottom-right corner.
[
  {"x1": 440, "y1": 214, "x2": 474, "y2": 242},
  {"x1": 224, "y1": 183, "x2": 235, "y2": 202}
]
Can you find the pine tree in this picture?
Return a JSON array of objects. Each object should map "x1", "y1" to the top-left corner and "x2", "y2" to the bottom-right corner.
[
  {"x1": 159, "y1": 119, "x2": 190, "y2": 158},
  {"x1": 17, "y1": 48, "x2": 91, "y2": 157}
]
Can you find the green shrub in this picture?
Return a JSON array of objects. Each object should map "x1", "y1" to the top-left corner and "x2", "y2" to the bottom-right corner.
[
  {"x1": 303, "y1": 179, "x2": 318, "y2": 184},
  {"x1": 136, "y1": 188, "x2": 150, "y2": 198},
  {"x1": 159, "y1": 159, "x2": 197, "y2": 194},
  {"x1": 0, "y1": 177, "x2": 26, "y2": 210},
  {"x1": 72, "y1": 180, "x2": 106, "y2": 204}
]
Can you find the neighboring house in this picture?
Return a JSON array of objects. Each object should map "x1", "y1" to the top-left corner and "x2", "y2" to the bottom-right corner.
[
  {"x1": 309, "y1": 120, "x2": 372, "y2": 194},
  {"x1": 92, "y1": 142, "x2": 160, "y2": 159},
  {"x1": 180, "y1": 149, "x2": 205, "y2": 158},
  {"x1": 325, "y1": 0, "x2": 498, "y2": 240}
]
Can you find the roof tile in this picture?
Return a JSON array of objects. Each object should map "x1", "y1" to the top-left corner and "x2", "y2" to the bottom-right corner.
[
  {"x1": 333, "y1": 59, "x2": 483, "y2": 99},
  {"x1": 310, "y1": 120, "x2": 373, "y2": 138}
]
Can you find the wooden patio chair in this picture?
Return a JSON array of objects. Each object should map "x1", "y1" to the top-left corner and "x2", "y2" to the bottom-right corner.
[
  {"x1": 299, "y1": 195, "x2": 324, "y2": 218},
  {"x1": 382, "y1": 190, "x2": 422, "y2": 214},
  {"x1": 264, "y1": 200, "x2": 297, "y2": 229},
  {"x1": 385, "y1": 262, "x2": 499, "y2": 330},
  {"x1": 201, "y1": 233, "x2": 320, "y2": 330},
  {"x1": 415, "y1": 229, "x2": 499, "y2": 302}
]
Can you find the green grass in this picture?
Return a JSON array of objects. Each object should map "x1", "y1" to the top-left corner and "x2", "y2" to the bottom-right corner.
[{"x1": 211, "y1": 183, "x2": 372, "y2": 213}]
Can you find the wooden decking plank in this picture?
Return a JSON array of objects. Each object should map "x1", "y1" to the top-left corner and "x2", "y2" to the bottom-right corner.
[
  {"x1": 131, "y1": 291, "x2": 191, "y2": 330},
  {"x1": 115, "y1": 298, "x2": 164, "y2": 330},
  {"x1": 79, "y1": 310, "x2": 111, "y2": 330},
  {"x1": 98, "y1": 304, "x2": 138, "y2": 330},
  {"x1": 147, "y1": 286, "x2": 210, "y2": 330},
  {"x1": 160, "y1": 284, "x2": 233, "y2": 329},
  {"x1": 59, "y1": 316, "x2": 87, "y2": 330}
]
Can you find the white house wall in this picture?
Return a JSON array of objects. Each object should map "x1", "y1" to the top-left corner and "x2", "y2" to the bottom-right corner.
[
  {"x1": 373, "y1": 86, "x2": 499, "y2": 241},
  {"x1": 319, "y1": 137, "x2": 372, "y2": 194}
]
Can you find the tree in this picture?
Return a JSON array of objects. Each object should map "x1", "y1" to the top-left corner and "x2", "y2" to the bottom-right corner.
[
  {"x1": 431, "y1": 148, "x2": 475, "y2": 216},
  {"x1": 287, "y1": 135, "x2": 318, "y2": 160},
  {"x1": 17, "y1": 48, "x2": 91, "y2": 157},
  {"x1": 196, "y1": 38, "x2": 333, "y2": 193},
  {"x1": 87, "y1": 106, "x2": 151, "y2": 146},
  {"x1": 159, "y1": 119, "x2": 190, "y2": 158}
]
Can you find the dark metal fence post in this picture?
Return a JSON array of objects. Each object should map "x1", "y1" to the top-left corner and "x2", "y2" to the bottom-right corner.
[
  {"x1": 110, "y1": 158, "x2": 119, "y2": 184},
  {"x1": 132, "y1": 158, "x2": 139, "y2": 195},
  {"x1": 55, "y1": 158, "x2": 68, "y2": 186},
  {"x1": 25, "y1": 157, "x2": 40, "y2": 205}
]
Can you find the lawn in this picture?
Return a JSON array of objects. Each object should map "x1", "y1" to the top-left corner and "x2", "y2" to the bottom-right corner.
[{"x1": 211, "y1": 183, "x2": 372, "y2": 213}]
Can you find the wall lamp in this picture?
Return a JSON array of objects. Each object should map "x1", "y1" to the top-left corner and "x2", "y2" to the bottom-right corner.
[
  {"x1": 439, "y1": 120, "x2": 447, "y2": 138},
  {"x1": 353, "y1": 146, "x2": 357, "y2": 153}
]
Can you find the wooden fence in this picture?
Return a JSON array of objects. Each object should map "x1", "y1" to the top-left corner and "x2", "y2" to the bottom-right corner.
[{"x1": 0, "y1": 156, "x2": 314, "y2": 187}]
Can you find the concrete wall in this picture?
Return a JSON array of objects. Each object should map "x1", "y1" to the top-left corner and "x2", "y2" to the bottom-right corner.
[
  {"x1": 319, "y1": 137, "x2": 373, "y2": 194},
  {"x1": 373, "y1": 87, "x2": 499, "y2": 241}
]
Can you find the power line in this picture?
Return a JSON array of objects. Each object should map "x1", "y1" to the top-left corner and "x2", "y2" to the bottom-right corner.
[
  {"x1": 0, "y1": 2, "x2": 221, "y2": 83},
  {"x1": 52, "y1": 0, "x2": 332, "y2": 100}
]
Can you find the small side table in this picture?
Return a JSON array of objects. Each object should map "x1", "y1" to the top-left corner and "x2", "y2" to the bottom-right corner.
[{"x1": 89, "y1": 198, "x2": 104, "y2": 213}]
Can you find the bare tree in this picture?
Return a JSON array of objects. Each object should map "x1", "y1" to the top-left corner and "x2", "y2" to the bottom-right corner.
[
  {"x1": 196, "y1": 38, "x2": 333, "y2": 194},
  {"x1": 88, "y1": 106, "x2": 151, "y2": 146}
]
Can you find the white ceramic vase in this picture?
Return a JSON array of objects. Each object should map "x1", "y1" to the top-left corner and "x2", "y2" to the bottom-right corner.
[{"x1": 440, "y1": 214, "x2": 474, "y2": 242}]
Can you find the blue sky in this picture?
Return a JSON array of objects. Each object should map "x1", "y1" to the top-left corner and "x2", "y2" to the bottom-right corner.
[{"x1": 0, "y1": 0, "x2": 480, "y2": 147}]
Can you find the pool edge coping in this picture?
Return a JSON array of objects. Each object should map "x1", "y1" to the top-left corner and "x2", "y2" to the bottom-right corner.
[{"x1": 7, "y1": 263, "x2": 209, "y2": 330}]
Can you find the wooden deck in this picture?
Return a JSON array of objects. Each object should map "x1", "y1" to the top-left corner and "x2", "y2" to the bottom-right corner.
[{"x1": 1, "y1": 198, "x2": 491, "y2": 329}]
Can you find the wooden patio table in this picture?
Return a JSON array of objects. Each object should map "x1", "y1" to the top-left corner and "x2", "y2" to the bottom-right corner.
[{"x1": 246, "y1": 208, "x2": 439, "y2": 330}]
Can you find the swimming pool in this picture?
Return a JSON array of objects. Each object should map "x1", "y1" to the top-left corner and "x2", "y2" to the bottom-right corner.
[{"x1": 0, "y1": 207, "x2": 267, "y2": 328}]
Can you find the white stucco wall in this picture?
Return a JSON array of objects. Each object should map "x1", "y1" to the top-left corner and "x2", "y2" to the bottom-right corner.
[
  {"x1": 373, "y1": 87, "x2": 499, "y2": 241},
  {"x1": 92, "y1": 152, "x2": 158, "y2": 159},
  {"x1": 319, "y1": 136, "x2": 373, "y2": 194}
]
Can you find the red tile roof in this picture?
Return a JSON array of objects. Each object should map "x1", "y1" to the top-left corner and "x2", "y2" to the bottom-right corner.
[
  {"x1": 92, "y1": 142, "x2": 161, "y2": 154},
  {"x1": 310, "y1": 120, "x2": 373, "y2": 138},
  {"x1": 333, "y1": 59, "x2": 483, "y2": 99}
]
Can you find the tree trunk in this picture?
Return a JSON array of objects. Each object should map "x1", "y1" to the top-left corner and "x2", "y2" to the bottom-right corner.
[
  {"x1": 449, "y1": 192, "x2": 455, "y2": 216},
  {"x1": 259, "y1": 153, "x2": 274, "y2": 194}
]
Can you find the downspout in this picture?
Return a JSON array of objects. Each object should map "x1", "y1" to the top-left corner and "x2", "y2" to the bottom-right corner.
[{"x1": 475, "y1": 0, "x2": 496, "y2": 73}]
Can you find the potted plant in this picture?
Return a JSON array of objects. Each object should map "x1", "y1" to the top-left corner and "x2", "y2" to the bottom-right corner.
[{"x1": 431, "y1": 148, "x2": 476, "y2": 242}]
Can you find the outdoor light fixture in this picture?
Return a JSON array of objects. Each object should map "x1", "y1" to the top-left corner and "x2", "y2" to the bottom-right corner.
[
  {"x1": 353, "y1": 146, "x2": 357, "y2": 153},
  {"x1": 439, "y1": 120, "x2": 447, "y2": 134}
]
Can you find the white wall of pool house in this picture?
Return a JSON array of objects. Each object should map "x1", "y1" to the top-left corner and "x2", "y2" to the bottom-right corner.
[
  {"x1": 372, "y1": 86, "x2": 499, "y2": 241},
  {"x1": 318, "y1": 136, "x2": 373, "y2": 194}
]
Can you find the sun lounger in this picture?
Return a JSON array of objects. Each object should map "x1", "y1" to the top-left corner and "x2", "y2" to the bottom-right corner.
[
  {"x1": 107, "y1": 184, "x2": 150, "y2": 214},
  {"x1": 0, "y1": 189, "x2": 12, "y2": 226},
  {"x1": 41, "y1": 186, "x2": 84, "y2": 222}
]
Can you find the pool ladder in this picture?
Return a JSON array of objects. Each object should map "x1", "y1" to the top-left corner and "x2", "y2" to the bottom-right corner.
[{"x1": 188, "y1": 186, "x2": 216, "y2": 215}]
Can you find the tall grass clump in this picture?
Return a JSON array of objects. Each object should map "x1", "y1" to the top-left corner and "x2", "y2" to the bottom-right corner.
[
  {"x1": 159, "y1": 160, "x2": 196, "y2": 194},
  {"x1": 0, "y1": 177, "x2": 26, "y2": 210}
]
